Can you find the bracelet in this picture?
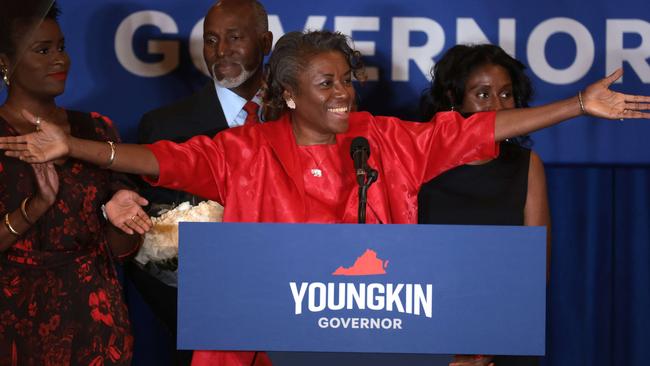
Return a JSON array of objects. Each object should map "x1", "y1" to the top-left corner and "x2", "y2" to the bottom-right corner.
[
  {"x1": 20, "y1": 197, "x2": 35, "y2": 225},
  {"x1": 105, "y1": 141, "x2": 116, "y2": 168},
  {"x1": 578, "y1": 91, "x2": 586, "y2": 114},
  {"x1": 4, "y1": 213, "x2": 20, "y2": 236},
  {"x1": 116, "y1": 234, "x2": 145, "y2": 261}
]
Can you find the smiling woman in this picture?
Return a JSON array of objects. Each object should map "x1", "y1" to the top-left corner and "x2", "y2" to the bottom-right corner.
[
  {"x1": 264, "y1": 31, "x2": 365, "y2": 145},
  {"x1": 0, "y1": 29, "x2": 649, "y2": 366},
  {"x1": 0, "y1": 29, "x2": 648, "y2": 221}
]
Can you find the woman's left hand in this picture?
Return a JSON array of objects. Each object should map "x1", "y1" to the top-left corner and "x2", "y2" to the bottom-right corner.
[
  {"x1": 31, "y1": 163, "x2": 59, "y2": 207},
  {"x1": 105, "y1": 190, "x2": 152, "y2": 235},
  {"x1": 582, "y1": 68, "x2": 650, "y2": 120}
]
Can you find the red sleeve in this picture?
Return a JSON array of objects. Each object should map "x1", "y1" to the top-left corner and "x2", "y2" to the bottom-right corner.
[
  {"x1": 142, "y1": 135, "x2": 227, "y2": 204},
  {"x1": 370, "y1": 110, "x2": 499, "y2": 185}
]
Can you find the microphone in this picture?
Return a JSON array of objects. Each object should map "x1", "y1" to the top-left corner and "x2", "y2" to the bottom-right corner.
[
  {"x1": 350, "y1": 137, "x2": 370, "y2": 186},
  {"x1": 351, "y1": 137, "x2": 377, "y2": 224}
]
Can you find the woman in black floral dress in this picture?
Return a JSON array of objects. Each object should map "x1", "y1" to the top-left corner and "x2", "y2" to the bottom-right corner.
[{"x1": 0, "y1": 2, "x2": 146, "y2": 364}]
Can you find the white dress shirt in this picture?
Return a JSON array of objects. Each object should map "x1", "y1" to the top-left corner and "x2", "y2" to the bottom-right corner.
[{"x1": 215, "y1": 82, "x2": 263, "y2": 128}]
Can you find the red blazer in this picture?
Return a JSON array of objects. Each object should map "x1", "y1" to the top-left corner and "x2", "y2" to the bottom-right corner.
[
  {"x1": 145, "y1": 111, "x2": 497, "y2": 366},
  {"x1": 146, "y1": 111, "x2": 497, "y2": 224}
]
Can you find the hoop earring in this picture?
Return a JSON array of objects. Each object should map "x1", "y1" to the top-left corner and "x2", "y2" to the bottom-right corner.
[
  {"x1": 286, "y1": 98, "x2": 296, "y2": 110},
  {"x1": 0, "y1": 65, "x2": 9, "y2": 87}
]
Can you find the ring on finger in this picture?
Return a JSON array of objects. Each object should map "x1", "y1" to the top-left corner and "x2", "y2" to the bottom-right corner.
[
  {"x1": 35, "y1": 117, "x2": 42, "y2": 131},
  {"x1": 130, "y1": 215, "x2": 137, "y2": 221}
]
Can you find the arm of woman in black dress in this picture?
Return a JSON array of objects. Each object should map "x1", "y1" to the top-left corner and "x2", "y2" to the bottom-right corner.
[
  {"x1": 1, "y1": 163, "x2": 58, "y2": 251},
  {"x1": 524, "y1": 152, "x2": 551, "y2": 280}
]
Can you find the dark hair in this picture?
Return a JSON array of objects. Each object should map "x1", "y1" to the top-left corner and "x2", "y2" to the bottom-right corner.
[
  {"x1": 0, "y1": 0, "x2": 61, "y2": 58},
  {"x1": 421, "y1": 44, "x2": 533, "y2": 114},
  {"x1": 263, "y1": 30, "x2": 366, "y2": 121},
  {"x1": 420, "y1": 44, "x2": 533, "y2": 146}
]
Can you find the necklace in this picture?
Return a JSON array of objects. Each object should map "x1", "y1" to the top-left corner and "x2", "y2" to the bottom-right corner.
[
  {"x1": 1, "y1": 104, "x2": 63, "y2": 134},
  {"x1": 300, "y1": 146, "x2": 326, "y2": 178},
  {"x1": 0, "y1": 104, "x2": 69, "y2": 165}
]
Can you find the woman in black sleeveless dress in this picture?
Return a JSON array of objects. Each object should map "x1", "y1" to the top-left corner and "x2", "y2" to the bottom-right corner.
[{"x1": 419, "y1": 44, "x2": 550, "y2": 366}]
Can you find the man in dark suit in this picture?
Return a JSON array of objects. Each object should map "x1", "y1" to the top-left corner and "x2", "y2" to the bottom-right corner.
[{"x1": 127, "y1": 1, "x2": 272, "y2": 364}]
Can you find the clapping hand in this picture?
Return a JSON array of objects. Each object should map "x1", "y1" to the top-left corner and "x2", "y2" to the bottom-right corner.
[
  {"x1": 31, "y1": 163, "x2": 59, "y2": 207},
  {"x1": 0, "y1": 110, "x2": 69, "y2": 163},
  {"x1": 582, "y1": 68, "x2": 650, "y2": 120},
  {"x1": 105, "y1": 190, "x2": 152, "y2": 235}
]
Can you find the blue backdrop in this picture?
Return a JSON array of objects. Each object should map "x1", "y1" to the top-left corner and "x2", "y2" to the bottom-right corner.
[
  {"x1": 2, "y1": 0, "x2": 648, "y2": 365},
  {"x1": 49, "y1": 0, "x2": 650, "y2": 164}
]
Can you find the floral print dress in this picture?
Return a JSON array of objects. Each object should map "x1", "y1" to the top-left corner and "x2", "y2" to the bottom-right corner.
[{"x1": 0, "y1": 111, "x2": 133, "y2": 366}]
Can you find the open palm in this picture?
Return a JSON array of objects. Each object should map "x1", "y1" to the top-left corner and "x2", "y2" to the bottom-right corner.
[
  {"x1": 583, "y1": 69, "x2": 650, "y2": 119},
  {"x1": 105, "y1": 190, "x2": 152, "y2": 235},
  {"x1": 0, "y1": 110, "x2": 69, "y2": 163}
]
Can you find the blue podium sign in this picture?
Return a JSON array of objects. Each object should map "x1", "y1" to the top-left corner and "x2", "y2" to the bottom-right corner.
[{"x1": 178, "y1": 223, "x2": 546, "y2": 355}]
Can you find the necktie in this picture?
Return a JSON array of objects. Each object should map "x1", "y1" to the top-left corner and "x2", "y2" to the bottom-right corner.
[{"x1": 243, "y1": 101, "x2": 260, "y2": 125}]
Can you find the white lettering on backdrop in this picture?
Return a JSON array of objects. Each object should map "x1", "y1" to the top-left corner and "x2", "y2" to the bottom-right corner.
[{"x1": 114, "y1": 12, "x2": 650, "y2": 84}]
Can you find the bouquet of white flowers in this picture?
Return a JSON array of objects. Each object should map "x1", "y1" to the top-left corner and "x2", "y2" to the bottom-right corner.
[{"x1": 135, "y1": 200, "x2": 224, "y2": 268}]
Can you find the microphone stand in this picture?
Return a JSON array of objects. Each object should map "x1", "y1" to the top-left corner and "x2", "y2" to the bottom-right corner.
[{"x1": 357, "y1": 168, "x2": 378, "y2": 224}]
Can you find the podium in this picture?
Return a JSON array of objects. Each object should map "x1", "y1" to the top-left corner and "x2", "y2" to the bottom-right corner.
[{"x1": 178, "y1": 223, "x2": 545, "y2": 356}]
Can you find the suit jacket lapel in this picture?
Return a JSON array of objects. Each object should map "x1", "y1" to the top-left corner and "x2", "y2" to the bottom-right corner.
[{"x1": 196, "y1": 82, "x2": 229, "y2": 137}]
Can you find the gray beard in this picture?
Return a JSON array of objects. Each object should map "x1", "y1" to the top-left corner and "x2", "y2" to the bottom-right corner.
[{"x1": 211, "y1": 63, "x2": 258, "y2": 89}]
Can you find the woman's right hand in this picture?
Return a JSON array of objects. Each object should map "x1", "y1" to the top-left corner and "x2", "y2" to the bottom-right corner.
[
  {"x1": 0, "y1": 110, "x2": 69, "y2": 163},
  {"x1": 31, "y1": 163, "x2": 59, "y2": 207}
]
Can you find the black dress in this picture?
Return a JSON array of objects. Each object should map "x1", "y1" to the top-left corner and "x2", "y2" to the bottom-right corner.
[
  {"x1": 418, "y1": 141, "x2": 540, "y2": 366},
  {"x1": 418, "y1": 141, "x2": 530, "y2": 225}
]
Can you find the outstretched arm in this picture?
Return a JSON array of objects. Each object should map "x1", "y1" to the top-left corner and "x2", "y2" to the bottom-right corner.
[
  {"x1": 494, "y1": 69, "x2": 650, "y2": 141},
  {"x1": 0, "y1": 110, "x2": 160, "y2": 176}
]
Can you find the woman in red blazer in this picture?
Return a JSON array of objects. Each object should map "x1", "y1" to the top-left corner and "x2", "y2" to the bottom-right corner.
[{"x1": 1, "y1": 30, "x2": 649, "y2": 366}]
